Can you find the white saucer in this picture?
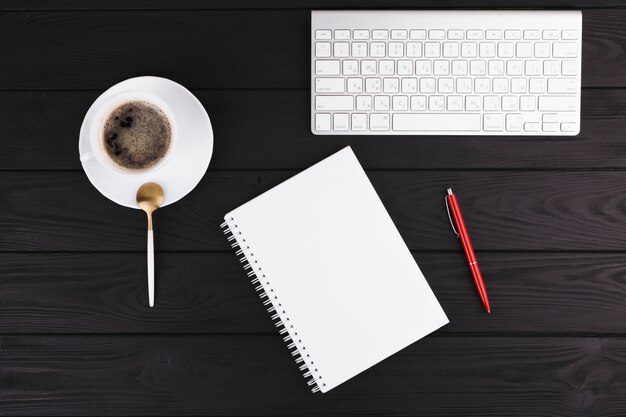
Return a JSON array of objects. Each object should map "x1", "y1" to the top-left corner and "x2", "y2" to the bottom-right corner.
[{"x1": 79, "y1": 76, "x2": 213, "y2": 209}]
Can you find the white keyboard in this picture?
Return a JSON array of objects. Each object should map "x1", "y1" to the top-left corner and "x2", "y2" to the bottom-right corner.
[{"x1": 311, "y1": 10, "x2": 582, "y2": 135}]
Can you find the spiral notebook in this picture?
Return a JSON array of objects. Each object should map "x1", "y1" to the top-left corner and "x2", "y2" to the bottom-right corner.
[{"x1": 221, "y1": 147, "x2": 448, "y2": 393}]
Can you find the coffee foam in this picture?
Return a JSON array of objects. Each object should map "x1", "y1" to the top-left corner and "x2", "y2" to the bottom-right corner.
[{"x1": 101, "y1": 100, "x2": 171, "y2": 171}]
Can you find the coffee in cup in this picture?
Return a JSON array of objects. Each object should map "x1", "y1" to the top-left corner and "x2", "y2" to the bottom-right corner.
[{"x1": 101, "y1": 100, "x2": 172, "y2": 171}]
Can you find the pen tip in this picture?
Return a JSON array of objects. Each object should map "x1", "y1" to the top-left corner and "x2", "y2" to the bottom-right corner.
[{"x1": 487, "y1": 309, "x2": 491, "y2": 314}]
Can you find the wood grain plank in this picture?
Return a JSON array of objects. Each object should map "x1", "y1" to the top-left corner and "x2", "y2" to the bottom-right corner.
[
  {"x1": 2, "y1": 170, "x2": 626, "y2": 251},
  {"x1": 0, "y1": 9, "x2": 622, "y2": 89},
  {"x1": 1, "y1": 335, "x2": 625, "y2": 416},
  {"x1": 0, "y1": 252, "x2": 626, "y2": 335},
  {"x1": 2, "y1": 89, "x2": 626, "y2": 170},
  {"x1": 3, "y1": 0, "x2": 624, "y2": 10}
]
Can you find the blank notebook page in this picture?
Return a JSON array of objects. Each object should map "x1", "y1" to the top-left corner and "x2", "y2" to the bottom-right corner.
[{"x1": 223, "y1": 146, "x2": 448, "y2": 393}]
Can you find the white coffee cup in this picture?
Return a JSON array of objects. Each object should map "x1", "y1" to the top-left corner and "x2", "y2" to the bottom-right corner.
[{"x1": 79, "y1": 90, "x2": 177, "y2": 175}]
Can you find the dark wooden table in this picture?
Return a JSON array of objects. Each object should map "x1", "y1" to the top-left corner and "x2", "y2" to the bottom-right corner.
[{"x1": 1, "y1": 0, "x2": 626, "y2": 415}]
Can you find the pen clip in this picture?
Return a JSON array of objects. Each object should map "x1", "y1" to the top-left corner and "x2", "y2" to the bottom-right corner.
[{"x1": 445, "y1": 196, "x2": 459, "y2": 237}]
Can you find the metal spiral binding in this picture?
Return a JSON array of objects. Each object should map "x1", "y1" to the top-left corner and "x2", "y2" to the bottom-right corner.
[{"x1": 221, "y1": 220, "x2": 323, "y2": 393}]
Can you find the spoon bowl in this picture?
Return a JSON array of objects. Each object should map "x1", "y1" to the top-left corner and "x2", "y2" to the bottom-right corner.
[{"x1": 136, "y1": 182, "x2": 164, "y2": 307}]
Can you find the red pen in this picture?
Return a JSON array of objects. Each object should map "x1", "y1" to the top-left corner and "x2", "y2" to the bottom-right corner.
[{"x1": 445, "y1": 188, "x2": 491, "y2": 314}]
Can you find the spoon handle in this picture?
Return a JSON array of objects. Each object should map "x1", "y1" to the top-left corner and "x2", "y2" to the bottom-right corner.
[{"x1": 147, "y1": 216, "x2": 155, "y2": 308}]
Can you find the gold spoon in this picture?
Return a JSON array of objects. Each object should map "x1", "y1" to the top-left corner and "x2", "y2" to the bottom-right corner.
[{"x1": 136, "y1": 182, "x2": 164, "y2": 307}]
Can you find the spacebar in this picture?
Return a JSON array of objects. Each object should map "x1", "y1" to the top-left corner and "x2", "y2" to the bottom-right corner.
[{"x1": 393, "y1": 114, "x2": 481, "y2": 131}]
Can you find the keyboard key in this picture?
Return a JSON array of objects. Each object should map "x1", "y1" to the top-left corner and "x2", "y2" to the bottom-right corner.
[
  {"x1": 488, "y1": 60, "x2": 505, "y2": 76},
  {"x1": 351, "y1": 113, "x2": 367, "y2": 130},
  {"x1": 543, "y1": 114, "x2": 558, "y2": 123},
  {"x1": 415, "y1": 60, "x2": 432, "y2": 75},
  {"x1": 562, "y1": 30, "x2": 578, "y2": 40},
  {"x1": 506, "y1": 114, "x2": 522, "y2": 131},
  {"x1": 420, "y1": 78, "x2": 436, "y2": 93},
  {"x1": 424, "y1": 42, "x2": 441, "y2": 57},
  {"x1": 365, "y1": 78, "x2": 381, "y2": 93},
  {"x1": 561, "y1": 122, "x2": 577, "y2": 132},
  {"x1": 520, "y1": 96, "x2": 536, "y2": 111},
  {"x1": 353, "y1": 29, "x2": 370, "y2": 39},
  {"x1": 452, "y1": 60, "x2": 468, "y2": 75},
  {"x1": 486, "y1": 30, "x2": 502, "y2": 40},
  {"x1": 525, "y1": 60, "x2": 542, "y2": 76},
  {"x1": 524, "y1": 122, "x2": 540, "y2": 132},
  {"x1": 419, "y1": 78, "x2": 435, "y2": 93},
  {"x1": 342, "y1": 60, "x2": 358, "y2": 75},
  {"x1": 315, "y1": 96, "x2": 354, "y2": 111},
  {"x1": 506, "y1": 60, "x2": 523, "y2": 76},
  {"x1": 529, "y1": 78, "x2": 546, "y2": 93},
  {"x1": 356, "y1": 95, "x2": 372, "y2": 110},
  {"x1": 391, "y1": 29, "x2": 408, "y2": 39},
  {"x1": 483, "y1": 114, "x2": 504, "y2": 131},
  {"x1": 467, "y1": 30, "x2": 484, "y2": 40},
  {"x1": 465, "y1": 96, "x2": 481, "y2": 111},
  {"x1": 553, "y1": 42, "x2": 578, "y2": 58},
  {"x1": 379, "y1": 60, "x2": 395, "y2": 75},
  {"x1": 315, "y1": 77, "x2": 344, "y2": 93},
  {"x1": 511, "y1": 78, "x2": 527, "y2": 93},
  {"x1": 505, "y1": 30, "x2": 521, "y2": 40},
  {"x1": 534, "y1": 42, "x2": 550, "y2": 58},
  {"x1": 398, "y1": 60, "x2": 413, "y2": 75},
  {"x1": 333, "y1": 42, "x2": 349, "y2": 57},
  {"x1": 479, "y1": 42, "x2": 496, "y2": 58},
  {"x1": 383, "y1": 78, "x2": 399, "y2": 93},
  {"x1": 470, "y1": 60, "x2": 486, "y2": 75},
  {"x1": 502, "y1": 96, "x2": 518, "y2": 111},
  {"x1": 448, "y1": 29, "x2": 464, "y2": 40},
  {"x1": 438, "y1": 78, "x2": 454, "y2": 93},
  {"x1": 475, "y1": 78, "x2": 490, "y2": 93},
  {"x1": 538, "y1": 96, "x2": 577, "y2": 111},
  {"x1": 447, "y1": 95, "x2": 463, "y2": 111},
  {"x1": 370, "y1": 42, "x2": 386, "y2": 57},
  {"x1": 461, "y1": 42, "x2": 477, "y2": 57},
  {"x1": 393, "y1": 114, "x2": 481, "y2": 131},
  {"x1": 429, "y1": 96, "x2": 445, "y2": 111},
  {"x1": 457, "y1": 78, "x2": 472, "y2": 93},
  {"x1": 562, "y1": 60, "x2": 578, "y2": 76},
  {"x1": 374, "y1": 95, "x2": 390, "y2": 111},
  {"x1": 315, "y1": 30, "x2": 331, "y2": 40},
  {"x1": 389, "y1": 42, "x2": 404, "y2": 57},
  {"x1": 443, "y1": 42, "x2": 460, "y2": 58},
  {"x1": 523, "y1": 30, "x2": 540, "y2": 40},
  {"x1": 361, "y1": 60, "x2": 377, "y2": 75},
  {"x1": 370, "y1": 113, "x2": 390, "y2": 130},
  {"x1": 346, "y1": 78, "x2": 363, "y2": 93},
  {"x1": 406, "y1": 42, "x2": 423, "y2": 57},
  {"x1": 401, "y1": 78, "x2": 418, "y2": 93},
  {"x1": 483, "y1": 96, "x2": 499, "y2": 111},
  {"x1": 544, "y1": 60, "x2": 560, "y2": 76},
  {"x1": 351, "y1": 42, "x2": 368, "y2": 57},
  {"x1": 543, "y1": 30, "x2": 559, "y2": 40},
  {"x1": 434, "y1": 60, "x2": 450, "y2": 75},
  {"x1": 315, "y1": 60, "x2": 340, "y2": 75},
  {"x1": 372, "y1": 29, "x2": 388, "y2": 39},
  {"x1": 410, "y1": 29, "x2": 426, "y2": 40},
  {"x1": 429, "y1": 29, "x2": 445, "y2": 39},
  {"x1": 333, "y1": 113, "x2": 349, "y2": 130},
  {"x1": 334, "y1": 29, "x2": 350, "y2": 39},
  {"x1": 315, "y1": 42, "x2": 331, "y2": 57},
  {"x1": 393, "y1": 95, "x2": 409, "y2": 111},
  {"x1": 492, "y1": 78, "x2": 508, "y2": 93},
  {"x1": 498, "y1": 42, "x2": 514, "y2": 58},
  {"x1": 315, "y1": 113, "x2": 331, "y2": 131},
  {"x1": 516, "y1": 42, "x2": 532, "y2": 58},
  {"x1": 410, "y1": 95, "x2": 427, "y2": 111},
  {"x1": 548, "y1": 78, "x2": 577, "y2": 93},
  {"x1": 543, "y1": 122, "x2": 558, "y2": 132}
]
